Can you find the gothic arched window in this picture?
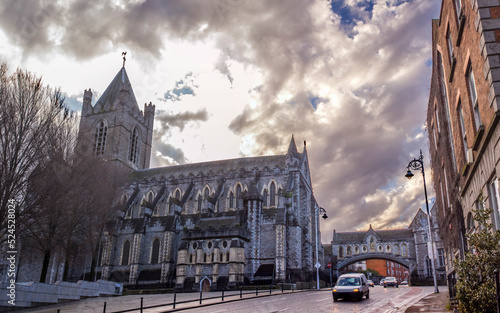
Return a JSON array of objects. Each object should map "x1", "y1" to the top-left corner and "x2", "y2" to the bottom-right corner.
[
  {"x1": 338, "y1": 246, "x2": 344, "y2": 258},
  {"x1": 263, "y1": 189, "x2": 268, "y2": 208},
  {"x1": 197, "y1": 193, "x2": 202, "y2": 212},
  {"x1": 151, "y1": 239, "x2": 160, "y2": 264},
  {"x1": 236, "y1": 185, "x2": 242, "y2": 208},
  {"x1": 229, "y1": 191, "x2": 234, "y2": 209},
  {"x1": 93, "y1": 120, "x2": 108, "y2": 156},
  {"x1": 270, "y1": 182, "x2": 276, "y2": 207},
  {"x1": 204, "y1": 187, "x2": 210, "y2": 208},
  {"x1": 129, "y1": 127, "x2": 139, "y2": 164},
  {"x1": 122, "y1": 240, "x2": 130, "y2": 265}
]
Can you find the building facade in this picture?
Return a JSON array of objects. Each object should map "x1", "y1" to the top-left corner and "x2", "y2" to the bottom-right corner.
[
  {"x1": 59, "y1": 65, "x2": 323, "y2": 290},
  {"x1": 428, "y1": 0, "x2": 500, "y2": 298}
]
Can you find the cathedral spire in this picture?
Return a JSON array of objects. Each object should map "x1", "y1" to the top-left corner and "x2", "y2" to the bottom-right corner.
[
  {"x1": 94, "y1": 66, "x2": 140, "y2": 112},
  {"x1": 286, "y1": 135, "x2": 300, "y2": 158}
]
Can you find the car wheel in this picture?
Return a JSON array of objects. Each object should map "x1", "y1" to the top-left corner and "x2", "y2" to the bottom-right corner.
[
  {"x1": 333, "y1": 297, "x2": 338, "y2": 302},
  {"x1": 366, "y1": 291, "x2": 370, "y2": 299},
  {"x1": 384, "y1": 285, "x2": 387, "y2": 288},
  {"x1": 396, "y1": 285, "x2": 399, "y2": 288}
]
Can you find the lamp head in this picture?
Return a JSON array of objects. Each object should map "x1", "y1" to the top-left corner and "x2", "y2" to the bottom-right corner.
[
  {"x1": 322, "y1": 213, "x2": 328, "y2": 220},
  {"x1": 405, "y1": 170, "x2": 414, "y2": 180}
]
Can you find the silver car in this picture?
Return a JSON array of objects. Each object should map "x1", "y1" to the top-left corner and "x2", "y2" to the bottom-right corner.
[{"x1": 332, "y1": 273, "x2": 370, "y2": 301}]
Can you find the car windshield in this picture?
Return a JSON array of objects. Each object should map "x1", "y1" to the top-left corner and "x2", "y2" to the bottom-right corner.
[
  {"x1": 386, "y1": 277, "x2": 396, "y2": 281},
  {"x1": 337, "y1": 277, "x2": 361, "y2": 286}
]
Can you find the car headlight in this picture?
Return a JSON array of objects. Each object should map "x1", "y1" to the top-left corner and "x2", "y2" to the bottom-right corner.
[
  {"x1": 333, "y1": 289, "x2": 337, "y2": 292},
  {"x1": 353, "y1": 289, "x2": 359, "y2": 292}
]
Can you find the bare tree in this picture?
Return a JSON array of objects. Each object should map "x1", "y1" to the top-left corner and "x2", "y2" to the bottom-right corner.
[{"x1": 0, "y1": 62, "x2": 71, "y2": 245}]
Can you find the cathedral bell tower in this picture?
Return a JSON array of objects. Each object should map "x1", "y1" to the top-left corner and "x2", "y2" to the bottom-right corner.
[{"x1": 76, "y1": 59, "x2": 155, "y2": 170}]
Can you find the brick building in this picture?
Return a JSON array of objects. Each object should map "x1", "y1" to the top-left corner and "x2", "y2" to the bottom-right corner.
[
  {"x1": 365, "y1": 259, "x2": 409, "y2": 283},
  {"x1": 428, "y1": 0, "x2": 500, "y2": 298}
]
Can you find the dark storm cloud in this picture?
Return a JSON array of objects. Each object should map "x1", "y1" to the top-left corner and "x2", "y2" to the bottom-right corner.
[{"x1": 155, "y1": 109, "x2": 209, "y2": 138}]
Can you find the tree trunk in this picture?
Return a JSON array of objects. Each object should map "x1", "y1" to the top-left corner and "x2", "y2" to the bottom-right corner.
[{"x1": 39, "y1": 249, "x2": 51, "y2": 283}]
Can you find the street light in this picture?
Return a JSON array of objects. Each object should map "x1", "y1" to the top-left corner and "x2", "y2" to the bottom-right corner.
[
  {"x1": 315, "y1": 206, "x2": 328, "y2": 290},
  {"x1": 405, "y1": 149, "x2": 439, "y2": 293}
]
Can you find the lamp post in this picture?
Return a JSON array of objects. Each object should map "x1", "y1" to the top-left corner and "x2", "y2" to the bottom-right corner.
[
  {"x1": 315, "y1": 206, "x2": 328, "y2": 290},
  {"x1": 405, "y1": 150, "x2": 439, "y2": 293}
]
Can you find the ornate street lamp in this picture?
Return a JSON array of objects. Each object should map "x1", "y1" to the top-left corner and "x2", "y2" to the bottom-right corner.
[
  {"x1": 405, "y1": 150, "x2": 439, "y2": 293},
  {"x1": 315, "y1": 207, "x2": 328, "y2": 290}
]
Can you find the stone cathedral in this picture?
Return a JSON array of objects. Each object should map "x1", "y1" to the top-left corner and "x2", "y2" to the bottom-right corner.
[{"x1": 76, "y1": 65, "x2": 324, "y2": 290}]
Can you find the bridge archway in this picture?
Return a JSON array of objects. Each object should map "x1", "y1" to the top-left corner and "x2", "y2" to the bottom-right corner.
[{"x1": 336, "y1": 253, "x2": 411, "y2": 270}]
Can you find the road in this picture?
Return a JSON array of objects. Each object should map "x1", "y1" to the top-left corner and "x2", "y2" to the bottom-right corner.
[{"x1": 180, "y1": 286, "x2": 434, "y2": 313}]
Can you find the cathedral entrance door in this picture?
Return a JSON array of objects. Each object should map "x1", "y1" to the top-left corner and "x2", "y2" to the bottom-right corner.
[{"x1": 201, "y1": 277, "x2": 211, "y2": 292}]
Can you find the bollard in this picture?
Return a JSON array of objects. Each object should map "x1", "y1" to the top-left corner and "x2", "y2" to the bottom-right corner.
[
  {"x1": 103, "y1": 302, "x2": 107, "y2": 313},
  {"x1": 173, "y1": 293, "x2": 176, "y2": 309},
  {"x1": 256, "y1": 288, "x2": 258, "y2": 296},
  {"x1": 282, "y1": 283, "x2": 284, "y2": 293},
  {"x1": 200, "y1": 291, "x2": 203, "y2": 305},
  {"x1": 222, "y1": 290, "x2": 225, "y2": 302},
  {"x1": 240, "y1": 288, "x2": 243, "y2": 298},
  {"x1": 140, "y1": 297, "x2": 143, "y2": 313},
  {"x1": 270, "y1": 284, "x2": 272, "y2": 294}
]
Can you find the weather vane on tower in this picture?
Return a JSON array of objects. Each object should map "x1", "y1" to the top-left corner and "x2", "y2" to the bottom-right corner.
[{"x1": 122, "y1": 52, "x2": 127, "y2": 67}]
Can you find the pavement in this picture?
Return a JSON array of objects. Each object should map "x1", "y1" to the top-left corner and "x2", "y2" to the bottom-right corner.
[{"x1": 404, "y1": 290, "x2": 456, "y2": 313}]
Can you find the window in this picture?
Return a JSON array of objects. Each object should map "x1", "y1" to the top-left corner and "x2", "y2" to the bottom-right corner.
[
  {"x1": 270, "y1": 182, "x2": 276, "y2": 207},
  {"x1": 425, "y1": 256, "x2": 432, "y2": 277},
  {"x1": 263, "y1": 189, "x2": 268, "y2": 208},
  {"x1": 338, "y1": 246, "x2": 344, "y2": 258},
  {"x1": 440, "y1": 180, "x2": 446, "y2": 216},
  {"x1": 438, "y1": 51, "x2": 457, "y2": 170},
  {"x1": 458, "y1": 101, "x2": 468, "y2": 159},
  {"x1": 236, "y1": 184, "x2": 242, "y2": 208},
  {"x1": 122, "y1": 241, "x2": 130, "y2": 266},
  {"x1": 455, "y1": 0, "x2": 462, "y2": 19},
  {"x1": 435, "y1": 105, "x2": 441, "y2": 133},
  {"x1": 489, "y1": 178, "x2": 500, "y2": 230},
  {"x1": 151, "y1": 239, "x2": 160, "y2": 264},
  {"x1": 432, "y1": 125, "x2": 438, "y2": 150},
  {"x1": 94, "y1": 120, "x2": 108, "y2": 156},
  {"x1": 437, "y1": 248, "x2": 445, "y2": 267},
  {"x1": 229, "y1": 191, "x2": 234, "y2": 209},
  {"x1": 204, "y1": 188, "x2": 210, "y2": 208},
  {"x1": 347, "y1": 246, "x2": 351, "y2": 255},
  {"x1": 443, "y1": 168, "x2": 450, "y2": 208},
  {"x1": 197, "y1": 194, "x2": 202, "y2": 212},
  {"x1": 402, "y1": 244, "x2": 407, "y2": 256},
  {"x1": 129, "y1": 128, "x2": 139, "y2": 164},
  {"x1": 446, "y1": 27, "x2": 453, "y2": 63},
  {"x1": 467, "y1": 65, "x2": 481, "y2": 130}
]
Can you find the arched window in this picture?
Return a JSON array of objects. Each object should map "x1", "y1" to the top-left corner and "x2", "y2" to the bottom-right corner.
[
  {"x1": 270, "y1": 182, "x2": 276, "y2": 207},
  {"x1": 346, "y1": 246, "x2": 351, "y2": 255},
  {"x1": 425, "y1": 255, "x2": 432, "y2": 277},
  {"x1": 94, "y1": 120, "x2": 108, "y2": 156},
  {"x1": 122, "y1": 240, "x2": 130, "y2": 265},
  {"x1": 467, "y1": 212, "x2": 475, "y2": 231},
  {"x1": 235, "y1": 185, "x2": 242, "y2": 208},
  {"x1": 401, "y1": 244, "x2": 407, "y2": 256},
  {"x1": 129, "y1": 127, "x2": 139, "y2": 164},
  {"x1": 175, "y1": 189, "x2": 181, "y2": 200},
  {"x1": 394, "y1": 245, "x2": 400, "y2": 254},
  {"x1": 204, "y1": 187, "x2": 210, "y2": 208},
  {"x1": 338, "y1": 246, "x2": 343, "y2": 258},
  {"x1": 263, "y1": 189, "x2": 268, "y2": 208},
  {"x1": 197, "y1": 193, "x2": 202, "y2": 212},
  {"x1": 151, "y1": 239, "x2": 160, "y2": 264},
  {"x1": 229, "y1": 191, "x2": 234, "y2": 209}
]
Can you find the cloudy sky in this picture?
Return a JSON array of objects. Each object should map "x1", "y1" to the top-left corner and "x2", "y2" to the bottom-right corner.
[{"x1": 0, "y1": 0, "x2": 440, "y2": 242}]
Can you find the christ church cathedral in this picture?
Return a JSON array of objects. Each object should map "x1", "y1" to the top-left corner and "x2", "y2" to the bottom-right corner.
[{"x1": 21, "y1": 64, "x2": 325, "y2": 291}]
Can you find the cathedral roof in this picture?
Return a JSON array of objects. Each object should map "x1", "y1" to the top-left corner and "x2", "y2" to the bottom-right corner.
[
  {"x1": 94, "y1": 66, "x2": 140, "y2": 111},
  {"x1": 132, "y1": 154, "x2": 288, "y2": 181}
]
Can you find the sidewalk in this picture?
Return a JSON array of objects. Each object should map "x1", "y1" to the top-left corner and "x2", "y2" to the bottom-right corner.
[{"x1": 405, "y1": 290, "x2": 455, "y2": 313}]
